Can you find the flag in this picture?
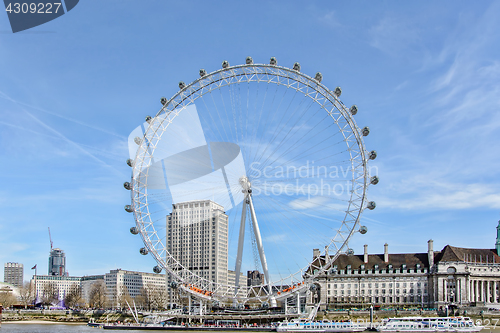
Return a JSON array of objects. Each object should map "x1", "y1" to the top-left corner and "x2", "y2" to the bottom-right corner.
[{"x1": 31, "y1": 265, "x2": 37, "y2": 270}]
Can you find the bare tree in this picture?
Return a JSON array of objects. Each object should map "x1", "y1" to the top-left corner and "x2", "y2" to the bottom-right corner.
[
  {"x1": 88, "y1": 280, "x2": 108, "y2": 309},
  {"x1": 135, "y1": 287, "x2": 151, "y2": 311},
  {"x1": 118, "y1": 285, "x2": 133, "y2": 310},
  {"x1": 18, "y1": 281, "x2": 36, "y2": 308},
  {"x1": 0, "y1": 286, "x2": 17, "y2": 308},
  {"x1": 41, "y1": 282, "x2": 59, "y2": 306},
  {"x1": 147, "y1": 283, "x2": 167, "y2": 311},
  {"x1": 64, "y1": 284, "x2": 84, "y2": 309}
]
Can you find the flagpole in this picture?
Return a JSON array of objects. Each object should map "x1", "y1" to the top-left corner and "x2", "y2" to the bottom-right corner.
[{"x1": 31, "y1": 265, "x2": 37, "y2": 307}]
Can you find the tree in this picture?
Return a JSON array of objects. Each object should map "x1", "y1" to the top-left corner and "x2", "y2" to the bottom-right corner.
[
  {"x1": 0, "y1": 286, "x2": 17, "y2": 308},
  {"x1": 137, "y1": 283, "x2": 168, "y2": 311},
  {"x1": 148, "y1": 283, "x2": 167, "y2": 311},
  {"x1": 19, "y1": 281, "x2": 36, "y2": 308},
  {"x1": 88, "y1": 280, "x2": 108, "y2": 309},
  {"x1": 135, "y1": 287, "x2": 151, "y2": 311},
  {"x1": 118, "y1": 285, "x2": 133, "y2": 310},
  {"x1": 40, "y1": 282, "x2": 59, "y2": 306},
  {"x1": 64, "y1": 284, "x2": 84, "y2": 309}
]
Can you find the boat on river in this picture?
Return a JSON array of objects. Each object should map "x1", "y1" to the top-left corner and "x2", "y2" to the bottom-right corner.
[
  {"x1": 276, "y1": 318, "x2": 366, "y2": 332},
  {"x1": 376, "y1": 316, "x2": 484, "y2": 332}
]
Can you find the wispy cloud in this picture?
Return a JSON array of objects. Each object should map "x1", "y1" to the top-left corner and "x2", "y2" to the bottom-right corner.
[
  {"x1": 369, "y1": 15, "x2": 422, "y2": 57},
  {"x1": 318, "y1": 11, "x2": 342, "y2": 29},
  {"x1": 23, "y1": 110, "x2": 126, "y2": 177},
  {"x1": 0, "y1": 90, "x2": 125, "y2": 140},
  {"x1": 377, "y1": 179, "x2": 500, "y2": 211}
]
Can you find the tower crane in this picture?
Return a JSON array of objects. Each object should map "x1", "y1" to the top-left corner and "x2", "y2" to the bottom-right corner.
[{"x1": 48, "y1": 227, "x2": 53, "y2": 250}]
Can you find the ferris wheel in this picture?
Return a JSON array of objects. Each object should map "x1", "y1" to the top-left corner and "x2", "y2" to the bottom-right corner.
[{"x1": 124, "y1": 57, "x2": 378, "y2": 307}]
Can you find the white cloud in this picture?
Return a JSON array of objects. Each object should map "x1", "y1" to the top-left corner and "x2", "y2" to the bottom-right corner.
[
  {"x1": 289, "y1": 196, "x2": 329, "y2": 210},
  {"x1": 318, "y1": 11, "x2": 341, "y2": 29},
  {"x1": 377, "y1": 181, "x2": 500, "y2": 211},
  {"x1": 264, "y1": 234, "x2": 287, "y2": 243},
  {"x1": 369, "y1": 15, "x2": 422, "y2": 57}
]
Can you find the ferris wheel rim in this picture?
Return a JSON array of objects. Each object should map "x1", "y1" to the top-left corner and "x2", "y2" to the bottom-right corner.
[{"x1": 129, "y1": 60, "x2": 372, "y2": 303}]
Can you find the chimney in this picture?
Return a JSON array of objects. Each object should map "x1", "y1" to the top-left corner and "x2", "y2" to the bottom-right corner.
[
  {"x1": 384, "y1": 243, "x2": 389, "y2": 263},
  {"x1": 496, "y1": 220, "x2": 500, "y2": 254},
  {"x1": 313, "y1": 248, "x2": 320, "y2": 259},
  {"x1": 428, "y1": 239, "x2": 434, "y2": 268},
  {"x1": 364, "y1": 244, "x2": 368, "y2": 264}
]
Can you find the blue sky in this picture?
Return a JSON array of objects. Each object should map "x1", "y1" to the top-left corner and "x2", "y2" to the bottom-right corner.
[{"x1": 1, "y1": 1, "x2": 500, "y2": 282}]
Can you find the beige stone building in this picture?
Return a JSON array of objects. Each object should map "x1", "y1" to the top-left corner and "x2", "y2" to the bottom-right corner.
[
  {"x1": 310, "y1": 221, "x2": 500, "y2": 309},
  {"x1": 166, "y1": 200, "x2": 229, "y2": 287}
]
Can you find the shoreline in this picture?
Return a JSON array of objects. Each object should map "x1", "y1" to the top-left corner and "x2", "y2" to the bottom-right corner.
[{"x1": 1, "y1": 319, "x2": 87, "y2": 325}]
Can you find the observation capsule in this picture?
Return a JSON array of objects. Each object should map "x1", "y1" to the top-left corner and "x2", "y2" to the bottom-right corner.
[
  {"x1": 246, "y1": 56, "x2": 253, "y2": 64},
  {"x1": 370, "y1": 176, "x2": 379, "y2": 185},
  {"x1": 199, "y1": 69, "x2": 207, "y2": 77},
  {"x1": 160, "y1": 97, "x2": 167, "y2": 105},
  {"x1": 367, "y1": 201, "x2": 376, "y2": 210},
  {"x1": 222, "y1": 60, "x2": 229, "y2": 68},
  {"x1": 178, "y1": 81, "x2": 186, "y2": 89},
  {"x1": 140, "y1": 247, "x2": 148, "y2": 255},
  {"x1": 169, "y1": 281, "x2": 178, "y2": 289},
  {"x1": 346, "y1": 248, "x2": 355, "y2": 255},
  {"x1": 334, "y1": 87, "x2": 342, "y2": 97},
  {"x1": 270, "y1": 57, "x2": 277, "y2": 65},
  {"x1": 359, "y1": 225, "x2": 368, "y2": 234},
  {"x1": 123, "y1": 182, "x2": 131, "y2": 190},
  {"x1": 134, "y1": 137, "x2": 142, "y2": 145},
  {"x1": 130, "y1": 227, "x2": 139, "y2": 235},
  {"x1": 314, "y1": 72, "x2": 323, "y2": 83},
  {"x1": 124, "y1": 205, "x2": 133, "y2": 213},
  {"x1": 145, "y1": 115, "x2": 152, "y2": 123},
  {"x1": 369, "y1": 150, "x2": 377, "y2": 160},
  {"x1": 293, "y1": 62, "x2": 301, "y2": 71},
  {"x1": 126, "y1": 159, "x2": 133, "y2": 167},
  {"x1": 362, "y1": 126, "x2": 370, "y2": 136},
  {"x1": 310, "y1": 284, "x2": 318, "y2": 291},
  {"x1": 350, "y1": 105, "x2": 358, "y2": 115},
  {"x1": 153, "y1": 265, "x2": 162, "y2": 274},
  {"x1": 262, "y1": 302, "x2": 269, "y2": 308}
]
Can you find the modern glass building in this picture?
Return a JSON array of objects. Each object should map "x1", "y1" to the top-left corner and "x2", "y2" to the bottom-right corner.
[{"x1": 48, "y1": 248, "x2": 66, "y2": 276}]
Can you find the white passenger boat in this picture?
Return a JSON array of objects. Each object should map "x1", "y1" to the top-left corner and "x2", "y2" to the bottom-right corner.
[
  {"x1": 277, "y1": 318, "x2": 366, "y2": 332},
  {"x1": 377, "y1": 316, "x2": 484, "y2": 332}
]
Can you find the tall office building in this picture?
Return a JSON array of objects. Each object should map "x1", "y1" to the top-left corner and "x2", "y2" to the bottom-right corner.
[
  {"x1": 48, "y1": 248, "x2": 66, "y2": 276},
  {"x1": 104, "y1": 269, "x2": 167, "y2": 308},
  {"x1": 4, "y1": 262, "x2": 23, "y2": 287},
  {"x1": 247, "y1": 270, "x2": 265, "y2": 287},
  {"x1": 166, "y1": 200, "x2": 228, "y2": 287}
]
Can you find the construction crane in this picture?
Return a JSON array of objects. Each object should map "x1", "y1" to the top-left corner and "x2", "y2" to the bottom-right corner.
[{"x1": 48, "y1": 227, "x2": 53, "y2": 250}]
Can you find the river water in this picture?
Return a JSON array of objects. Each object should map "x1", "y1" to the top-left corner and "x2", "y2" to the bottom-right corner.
[
  {"x1": 2, "y1": 323, "x2": 185, "y2": 333},
  {"x1": 2, "y1": 323, "x2": 500, "y2": 333}
]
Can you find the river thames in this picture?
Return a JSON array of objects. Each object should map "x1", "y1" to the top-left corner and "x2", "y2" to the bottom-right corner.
[
  {"x1": 2, "y1": 323, "x2": 184, "y2": 333},
  {"x1": 2, "y1": 324, "x2": 500, "y2": 333}
]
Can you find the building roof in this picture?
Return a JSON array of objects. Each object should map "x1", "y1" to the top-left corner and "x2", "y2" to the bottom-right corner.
[
  {"x1": 310, "y1": 244, "x2": 500, "y2": 273},
  {"x1": 330, "y1": 252, "x2": 430, "y2": 270},
  {"x1": 435, "y1": 245, "x2": 500, "y2": 264}
]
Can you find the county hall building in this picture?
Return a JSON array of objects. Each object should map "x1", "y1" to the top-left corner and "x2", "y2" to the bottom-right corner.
[{"x1": 310, "y1": 221, "x2": 500, "y2": 309}]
